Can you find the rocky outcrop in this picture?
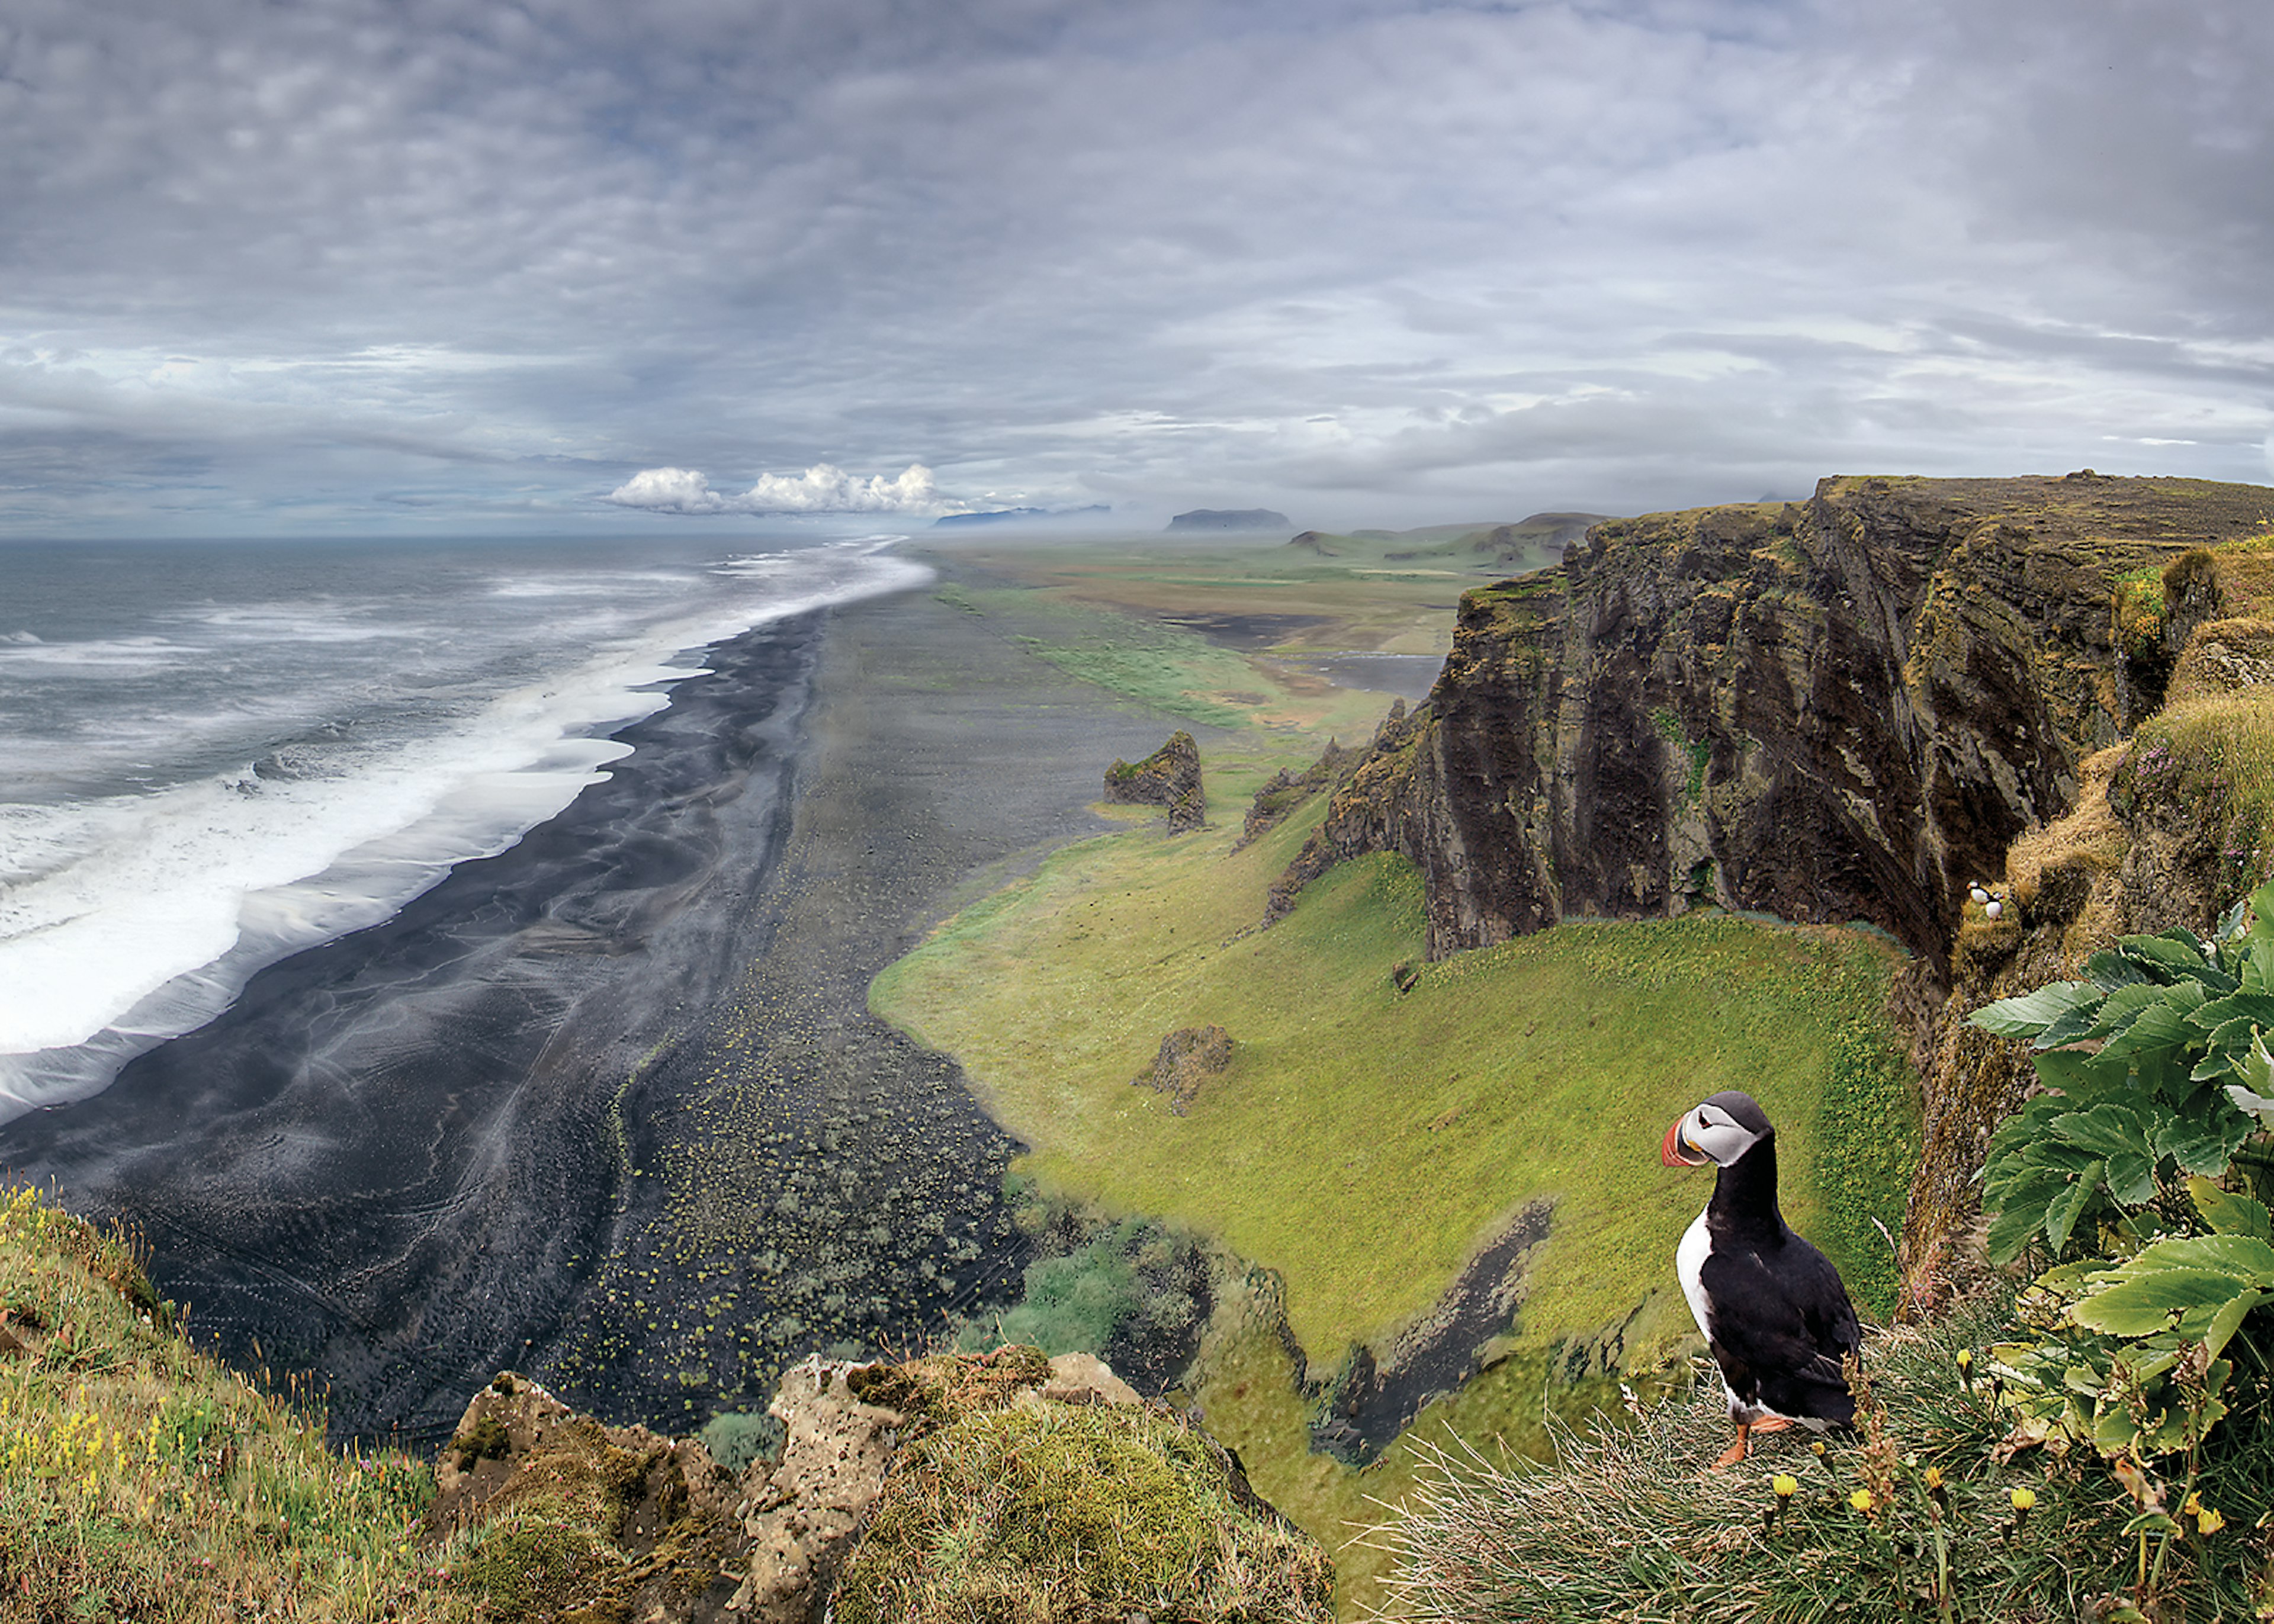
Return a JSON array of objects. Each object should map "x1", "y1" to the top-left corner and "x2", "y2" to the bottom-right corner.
[
  {"x1": 1902, "y1": 555, "x2": 2274, "y2": 1310},
  {"x1": 1257, "y1": 474, "x2": 2274, "y2": 1313},
  {"x1": 432, "y1": 1348, "x2": 1326, "y2": 1623},
  {"x1": 1134, "y1": 1024, "x2": 1234, "y2": 1114},
  {"x1": 430, "y1": 1371, "x2": 747, "y2": 1621},
  {"x1": 1106, "y1": 729, "x2": 1206, "y2": 832},
  {"x1": 1239, "y1": 739, "x2": 1360, "y2": 847},
  {"x1": 1271, "y1": 474, "x2": 2274, "y2": 977}
]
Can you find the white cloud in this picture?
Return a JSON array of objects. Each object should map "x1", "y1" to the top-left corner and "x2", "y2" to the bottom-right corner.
[{"x1": 603, "y1": 462, "x2": 950, "y2": 516}]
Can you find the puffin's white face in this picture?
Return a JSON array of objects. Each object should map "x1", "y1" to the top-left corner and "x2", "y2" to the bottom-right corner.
[{"x1": 1660, "y1": 1096, "x2": 1769, "y2": 1168}]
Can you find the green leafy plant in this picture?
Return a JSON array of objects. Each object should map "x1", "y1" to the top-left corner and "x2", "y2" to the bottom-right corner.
[{"x1": 1971, "y1": 883, "x2": 2274, "y2": 1607}]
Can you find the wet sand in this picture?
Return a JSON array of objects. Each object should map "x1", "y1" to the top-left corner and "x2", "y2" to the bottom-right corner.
[{"x1": 2, "y1": 579, "x2": 1195, "y2": 1443}]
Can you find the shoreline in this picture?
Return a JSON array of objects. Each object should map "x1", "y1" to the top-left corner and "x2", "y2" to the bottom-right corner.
[{"x1": 1, "y1": 578, "x2": 1211, "y2": 1442}]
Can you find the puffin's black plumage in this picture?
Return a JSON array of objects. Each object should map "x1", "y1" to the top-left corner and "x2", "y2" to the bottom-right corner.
[{"x1": 1664, "y1": 1089, "x2": 1860, "y2": 1465}]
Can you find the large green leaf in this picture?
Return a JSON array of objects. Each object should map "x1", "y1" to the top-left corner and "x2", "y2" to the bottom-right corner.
[
  {"x1": 2085, "y1": 981, "x2": 2185, "y2": 1041},
  {"x1": 1972, "y1": 980, "x2": 2098, "y2": 1039},
  {"x1": 2119, "y1": 1233, "x2": 2274, "y2": 1275},
  {"x1": 2250, "y1": 877, "x2": 2274, "y2": 942},
  {"x1": 2084, "y1": 948, "x2": 2153, "y2": 991},
  {"x1": 2035, "y1": 995, "x2": 2109, "y2": 1051},
  {"x1": 2186, "y1": 1175, "x2": 2271, "y2": 1240},
  {"x1": 2099, "y1": 985, "x2": 2211, "y2": 1066},
  {"x1": 2154, "y1": 1107, "x2": 2253, "y2": 1177},
  {"x1": 2203, "y1": 1289, "x2": 2269, "y2": 1361},
  {"x1": 2244, "y1": 934, "x2": 2274, "y2": 996},
  {"x1": 2186, "y1": 992, "x2": 2274, "y2": 1034},
  {"x1": 2120, "y1": 930, "x2": 2235, "y2": 991},
  {"x1": 1989, "y1": 1197, "x2": 2050, "y2": 1264},
  {"x1": 2070, "y1": 1268, "x2": 2268, "y2": 1337},
  {"x1": 2049, "y1": 1103, "x2": 2154, "y2": 1160},
  {"x1": 2189, "y1": 1015, "x2": 2263, "y2": 1083},
  {"x1": 2044, "y1": 1162, "x2": 2106, "y2": 1255}
]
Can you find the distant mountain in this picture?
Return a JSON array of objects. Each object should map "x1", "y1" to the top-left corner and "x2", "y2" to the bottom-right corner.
[
  {"x1": 933, "y1": 505, "x2": 1110, "y2": 529},
  {"x1": 1166, "y1": 509, "x2": 1290, "y2": 533}
]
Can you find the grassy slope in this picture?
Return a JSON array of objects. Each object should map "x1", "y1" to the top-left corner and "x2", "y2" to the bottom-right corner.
[{"x1": 0, "y1": 1185, "x2": 442, "y2": 1620}]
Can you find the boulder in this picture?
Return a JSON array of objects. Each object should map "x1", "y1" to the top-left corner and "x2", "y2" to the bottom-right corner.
[{"x1": 1133, "y1": 1024, "x2": 1234, "y2": 1115}]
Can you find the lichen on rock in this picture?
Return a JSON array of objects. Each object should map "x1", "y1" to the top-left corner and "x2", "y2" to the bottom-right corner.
[{"x1": 1106, "y1": 729, "x2": 1206, "y2": 832}]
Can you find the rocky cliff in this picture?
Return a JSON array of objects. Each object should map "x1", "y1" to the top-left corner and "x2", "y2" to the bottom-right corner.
[{"x1": 1274, "y1": 474, "x2": 2272, "y2": 976}]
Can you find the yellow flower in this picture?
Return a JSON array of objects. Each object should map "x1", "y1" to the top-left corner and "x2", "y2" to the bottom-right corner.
[
  {"x1": 2193, "y1": 1501, "x2": 2226, "y2": 1535},
  {"x1": 1848, "y1": 1488, "x2": 1874, "y2": 1512},
  {"x1": 1955, "y1": 1349, "x2": 1973, "y2": 1369},
  {"x1": 1810, "y1": 1441, "x2": 1826, "y2": 1458},
  {"x1": 2009, "y1": 1488, "x2": 2037, "y2": 1512},
  {"x1": 1923, "y1": 1466, "x2": 1944, "y2": 1490},
  {"x1": 1772, "y1": 1474, "x2": 1798, "y2": 1498}
]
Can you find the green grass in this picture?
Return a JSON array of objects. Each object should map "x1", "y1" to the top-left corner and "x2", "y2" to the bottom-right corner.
[
  {"x1": 833, "y1": 1398, "x2": 1334, "y2": 1622},
  {"x1": 1382, "y1": 1286, "x2": 2274, "y2": 1621},
  {"x1": 0, "y1": 1184, "x2": 738, "y2": 1622},
  {"x1": 871, "y1": 780, "x2": 1920, "y2": 1613},
  {"x1": 2128, "y1": 694, "x2": 2274, "y2": 881},
  {"x1": 0, "y1": 1184, "x2": 444, "y2": 1620}
]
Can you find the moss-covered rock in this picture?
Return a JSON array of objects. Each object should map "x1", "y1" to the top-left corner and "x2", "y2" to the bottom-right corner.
[
  {"x1": 431, "y1": 1371, "x2": 744, "y2": 1623},
  {"x1": 1106, "y1": 731, "x2": 1206, "y2": 832},
  {"x1": 832, "y1": 1358, "x2": 1332, "y2": 1623},
  {"x1": 1134, "y1": 1024, "x2": 1234, "y2": 1115}
]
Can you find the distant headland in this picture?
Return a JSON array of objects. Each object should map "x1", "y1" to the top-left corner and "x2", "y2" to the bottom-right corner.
[{"x1": 1167, "y1": 507, "x2": 1290, "y2": 532}]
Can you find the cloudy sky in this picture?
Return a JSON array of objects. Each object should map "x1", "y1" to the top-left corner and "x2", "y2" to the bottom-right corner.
[{"x1": 3, "y1": 0, "x2": 2269, "y2": 536}]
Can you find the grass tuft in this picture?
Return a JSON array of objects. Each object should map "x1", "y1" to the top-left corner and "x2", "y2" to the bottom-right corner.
[{"x1": 1376, "y1": 1286, "x2": 2274, "y2": 1622}]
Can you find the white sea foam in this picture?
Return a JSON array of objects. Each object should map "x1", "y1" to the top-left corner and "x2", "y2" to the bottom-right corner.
[{"x1": 0, "y1": 538, "x2": 931, "y2": 1121}]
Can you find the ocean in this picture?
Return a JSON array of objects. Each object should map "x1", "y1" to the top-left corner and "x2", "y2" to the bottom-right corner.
[{"x1": 0, "y1": 533, "x2": 928, "y2": 1122}]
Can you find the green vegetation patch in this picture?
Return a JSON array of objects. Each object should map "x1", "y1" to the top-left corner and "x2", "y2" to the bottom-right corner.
[
  {"x1": 877, "y1": 809, "x2": 1914, "y2": 1355},
  {"x1": 1385, "y1": 1285, "x2": 2274, "y2": 1622},
  {"x1": 831, "y1": 1398, "x2": 1334, "y2": 1623},
  {"x1": 2124, "y1": 696, "x2": 2274, "y2": 882}
]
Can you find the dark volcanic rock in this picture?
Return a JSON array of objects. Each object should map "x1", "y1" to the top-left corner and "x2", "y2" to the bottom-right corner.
[
  {"x1": 1106, "y1": 729, "x2": 1206, "y2": 832},
  {"x1": 1269, "y1": 474, "x2": 2274, "y2": 975}
]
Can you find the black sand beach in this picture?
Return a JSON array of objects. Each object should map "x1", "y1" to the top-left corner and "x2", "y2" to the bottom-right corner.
[{"x1": 1, "y1": 576, "x2": 1197, "y2": 1443}]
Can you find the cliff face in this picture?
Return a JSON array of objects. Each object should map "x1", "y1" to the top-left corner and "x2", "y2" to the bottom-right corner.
[{"x1": 1278, "y1": 474, "x2": 2274, "y2": 979}]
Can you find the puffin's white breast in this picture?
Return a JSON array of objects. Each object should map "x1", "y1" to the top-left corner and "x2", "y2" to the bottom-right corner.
[{"x1": 1675, "y1": 1208, "x2": 1713, "y2": 1342}]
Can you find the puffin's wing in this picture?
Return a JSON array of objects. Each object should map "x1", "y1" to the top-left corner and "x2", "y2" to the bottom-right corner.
[
  {"x1": 1698, "y1": 1240, "x2": 1859, "y2": 1424},
  {"x1": 1784, "y1": 1236, "x2": 1862, "y2": 1363}
]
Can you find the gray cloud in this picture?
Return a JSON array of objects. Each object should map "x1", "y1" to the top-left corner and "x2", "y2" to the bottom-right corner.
[{"x1": 1, "y1": 0, "x2": 2269, "y2": 534}]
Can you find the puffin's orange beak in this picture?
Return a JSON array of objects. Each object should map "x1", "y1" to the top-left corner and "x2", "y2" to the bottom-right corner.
[{"x1": 1662, "y1": 1117, "x2": 1708, "y2": 1167}]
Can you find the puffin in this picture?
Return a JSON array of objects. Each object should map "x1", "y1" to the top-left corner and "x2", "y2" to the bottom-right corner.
[{"x1": 1662, "y1": 1089, "x2": 1861, "y2": 1467}]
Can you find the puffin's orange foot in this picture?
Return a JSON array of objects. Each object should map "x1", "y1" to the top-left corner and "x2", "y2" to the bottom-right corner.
[
  {"x1": 1750, "y1": 1416, "x2": 1794, "y2": 1436},
  {"x1": 1710, "y1": 1426, "x2": 1751, "y2": 1469}
]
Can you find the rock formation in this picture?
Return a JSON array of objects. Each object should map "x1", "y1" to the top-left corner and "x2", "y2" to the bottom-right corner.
[
  {"x1": 1239, "y1": 738, "x2": 1360, "y2": 847},
  {"x1": 433, "y1": 1348, "x2": 1328, "y2": 1623},
  {"x1": 1135, "y1": 1024, "x2": 1235, "y2": 1114},
  {"x1": 1106, "y1": 729, "x2": 1206, "y2": 832}
]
